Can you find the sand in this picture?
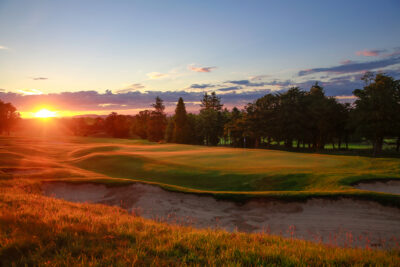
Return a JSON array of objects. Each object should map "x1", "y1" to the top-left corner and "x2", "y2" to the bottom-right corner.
[
  {"x1": 42, "y1": 182, "x2": 400, "y2": 248},
  {"x1": 354, "y1": 180, "x2": 400, "y2": 195}
]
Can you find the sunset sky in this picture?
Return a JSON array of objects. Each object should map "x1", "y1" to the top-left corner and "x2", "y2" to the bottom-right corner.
[{"x1": 0, "y1": 0, "x2": 400, "y2": 117}]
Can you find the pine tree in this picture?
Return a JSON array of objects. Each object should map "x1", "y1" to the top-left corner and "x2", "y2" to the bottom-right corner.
[
  {"x1": 147, "y1": 97, "x2": 167, "y2": 142},
  {"x1": 173, "y1": 97, "x2": 189, "y2": 143}
]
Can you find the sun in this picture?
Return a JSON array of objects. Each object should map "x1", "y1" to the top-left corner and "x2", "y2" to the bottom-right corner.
[{"x1": 34, "y1": 108, "x2": 57, "y2": 118}]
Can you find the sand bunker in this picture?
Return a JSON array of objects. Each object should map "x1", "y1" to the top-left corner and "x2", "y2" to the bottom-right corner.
[
  {"x1": 354, "y1": 180, "x2": 400, "y2": 195},
  {"x1": 42, "y1": 182, "x2": 400, "y2": 248}
]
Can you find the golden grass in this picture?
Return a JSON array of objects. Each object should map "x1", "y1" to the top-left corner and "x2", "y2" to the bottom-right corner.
[{"x1": 1, "y1": 179, "x2": 400, "y2": 266}]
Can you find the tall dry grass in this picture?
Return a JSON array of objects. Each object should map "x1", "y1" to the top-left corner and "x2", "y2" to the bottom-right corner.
[{"x1": 1, "y1": 179, "x2": 399, "y2": 266}]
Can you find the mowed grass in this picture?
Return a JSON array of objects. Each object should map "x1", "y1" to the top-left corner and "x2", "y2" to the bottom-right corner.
[
  {"x1": 1, "y1": 179, "x2": 400, "y2": 266},
  {"x1": 72, "y1": 140, "x2": 400, "y2": 192},
  {"x1": 1, "y1": 135, "x2": 400, "y2": 204}
]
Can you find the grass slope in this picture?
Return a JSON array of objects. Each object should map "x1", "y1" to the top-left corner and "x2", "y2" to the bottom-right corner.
[{"x1": 1, "y1": 179, "x2": 399, "y2": 266}]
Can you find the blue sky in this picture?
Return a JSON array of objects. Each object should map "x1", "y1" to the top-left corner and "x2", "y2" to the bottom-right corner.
[{"x1": 0, "y1": 0, "x2": 399, "y2": 116}]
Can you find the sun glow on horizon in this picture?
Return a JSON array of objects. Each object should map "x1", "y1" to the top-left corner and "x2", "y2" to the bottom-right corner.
[{"x1": 34, "y1": 108, "x2": 57, "y2": 118}]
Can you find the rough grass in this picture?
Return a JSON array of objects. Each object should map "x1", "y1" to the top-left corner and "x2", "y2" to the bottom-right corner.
[{"x1": 1, "y1": 179, "x2": 399, "y2": 266}]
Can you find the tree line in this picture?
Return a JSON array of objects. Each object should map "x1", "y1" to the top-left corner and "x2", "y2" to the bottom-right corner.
[
  {"x1": 1, "y1": 73, "x2": 399, "y2": 155},
  {"x1": 62, "y1": 73, "x2": 400, "y2": 155}
]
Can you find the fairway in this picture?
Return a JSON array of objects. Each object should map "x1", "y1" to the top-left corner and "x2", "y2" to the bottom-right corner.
[{"x1": 1, "y1": 136, "x2": 400, "y2": 203}]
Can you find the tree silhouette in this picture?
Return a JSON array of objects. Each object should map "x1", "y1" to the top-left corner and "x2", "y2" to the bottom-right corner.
[
  {"x1": 147, "y1": 97, "x2": 167, "y2": 142},
  {"x1": 353, "y1": 73, "x2": 400, "y2": 155},
  {"x1": 173, "y1": 97, "x2": 190, "y2": 144},
  {"x1": 199, "y1": 92, "x2": 224, "y2": 145},
  {"x1": 0, "y1": 100, "x2": 20, "y2": 135}
]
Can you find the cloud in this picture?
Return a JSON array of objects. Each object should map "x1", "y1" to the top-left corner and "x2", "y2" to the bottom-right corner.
[
  {"x1": 225, "y1": 79, "x2": 292, "y2": 87},
  {"x1": 249, "y1": 74, "x2": 269, "y2": 81},
  {"x1": 146, "y1": 72, "x2": 169, "y2": 79},
  {"x1": 188, "y1": 65, "x2": 216, "y2": 73},
  {"x1": 31, "y1": 77, "x2": 48, "y2": 80},
  {"x1": 384, "y1": 47, "x2": 400, "y2": 58},
  {"x1": 356, "y1": 49, "x2": 386, "y2": 57},
  {"x1": 115, "y1": 83, "x2": 145, "y2": 94},
  {"x1": 218, "y1": 86, "x2": 242, "y2": 92},
  {"x1": 340, "y1": 59, "x2": 353, "y2": 65},
  {"x1": 1, "y1": 89, "x2": 277, "y2": 114},
  {"x1": 298, "y1": 56, "x2": 400, "y2": 76},
  {"x1": 17, "y1": 89, "x2": 43, "y2": 95},
  {"x1": 226, "y1": 80, "x2": 264, "y2": 87},
  {"x1": 188, "y1": 83, "x2": 215, "y2": 89},
  {"x1": 0, "y1": 45, "x2": 8, "y2": 50}
]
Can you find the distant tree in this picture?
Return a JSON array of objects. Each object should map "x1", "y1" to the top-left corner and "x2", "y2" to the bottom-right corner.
[
  {"x1": 0, "y1": 100, "x2": 20, "y2": 135},
  {"x1": 276, "y1": 87, "x2": 306, "y2": 148},
  {"x1": 199, "y1": 92, "x2": 224, "y2": 145},
  {"x1": 105, "y1": 112, "x2": 132, "y2": 138},
  {"x1": 173, "y1": 97, "x2": 190, "y2": 144},
  {"x1": 224, "y1": 107, "x2": 245, "y2": 147},
  {"x1": 147, "y1": 97, "x2": 167, "y2": 142},
  {"x1": 165, "y1": 117, "x2": 174, "y2": 143},
  {"x1": 353, "y1": 73, "x2": 400, "y2": 155},
  {"x1": 200, "y1": 92, "x2": 223, "y2": 111},
  {"x1": 303, "y1": 82, "x2": 336, "y2": 150},
  {"x1": 187, "y1": 113, "x2": 203, "y2": 145},
  {"x1": 134, "y1": 110, "x2": 150, "y2": 139}
]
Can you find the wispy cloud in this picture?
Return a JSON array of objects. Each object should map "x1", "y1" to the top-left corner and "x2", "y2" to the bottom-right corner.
[
  {"x1": 17, "y1": 89, "x2": 43, "y2": 95},
  {"x1": 146, "y1": 72, "x2": 169, "y2": 79},
  {"x1": 225, "y1": 79, "x2": 292, "y2": 87},
  {"x1": 249, "y1": 74, "x2": 269, "y2": 81},
  {"x1": 384, "y1": 47, "x2": 400, "y2": 58},
  {"x1": 218, "y1": 86, "x2": 242, "y2": 92},
  {"x1": 340, "y1": 59, "x2": 353, "y2": 65},
  {"x1": 298, "y1": 56, "x2": 400, "y2": 76},
  {"x1": 188, "y1": 65, "x2": 216, "y2": 73},
  {"x1": 188, "y1": 83, "x2": 215, "y2": 89},
  {"x1": 226, "y1": 80, "x2": 264, "y2": 87},
  {"x1": 31, "y1": 77, "x2": 48, "y2": 81},
  {"x1": 0, "y1": 45, "x2": 8, "y2": 50},
  {"x1": 115, "y1": 83, "x2": 145, "y2": 94},
  {"x1": 356, "y1": 49, "x2": 386, "y2": 57}
]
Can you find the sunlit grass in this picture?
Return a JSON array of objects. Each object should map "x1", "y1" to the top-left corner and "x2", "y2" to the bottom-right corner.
[
  {"x1": 1, "y1": 136, "x2": 400, "y2": 205},
  {"x1": 1, "y1": 179, "x2": 399, "y2": 266}
]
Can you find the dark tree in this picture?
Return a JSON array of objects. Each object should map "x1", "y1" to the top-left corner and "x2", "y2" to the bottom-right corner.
[
  {"x1": 353, "y1": 73, "x2": 400, "y2": 155},
  {"x1": 165, "y1": 117, "x2": 174, "y2": 143},
  {"x1": 173, "y1": 97, "x2": 190, "y2": 144},
  {"x1": 134, "y1": 110, "x2": 150, "y2": 139},
  {"x1": 147, "y1": 97, "x2": 167, "y2": 142},
  {"x1": 0, "y1": 100, "x2": 20, "y2": 135},
  {"x1": 199, "y1": 92, "x2": 224, "y2": 145},
  {"x1": 105, "y1": 112, "x2": 132, "y2": 138}
]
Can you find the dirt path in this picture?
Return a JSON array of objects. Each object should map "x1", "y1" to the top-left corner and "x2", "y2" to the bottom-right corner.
[{"x1": 42, "y1": 182, "x2": 400, "y2": 248}]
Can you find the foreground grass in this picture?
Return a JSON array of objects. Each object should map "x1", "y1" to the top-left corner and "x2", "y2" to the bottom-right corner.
[{"x1": 1, "y1": 179, "x2": 399, "y2": 266}]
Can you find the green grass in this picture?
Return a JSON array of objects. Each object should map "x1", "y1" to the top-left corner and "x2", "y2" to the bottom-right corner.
[{"x1": 1, "y1": 135, "x2": 400, "y2": 205}]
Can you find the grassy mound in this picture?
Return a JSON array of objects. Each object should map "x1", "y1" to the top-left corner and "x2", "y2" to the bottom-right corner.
[{"x1": 1, "y1": 136, "x2": 400, "y2": 204}]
